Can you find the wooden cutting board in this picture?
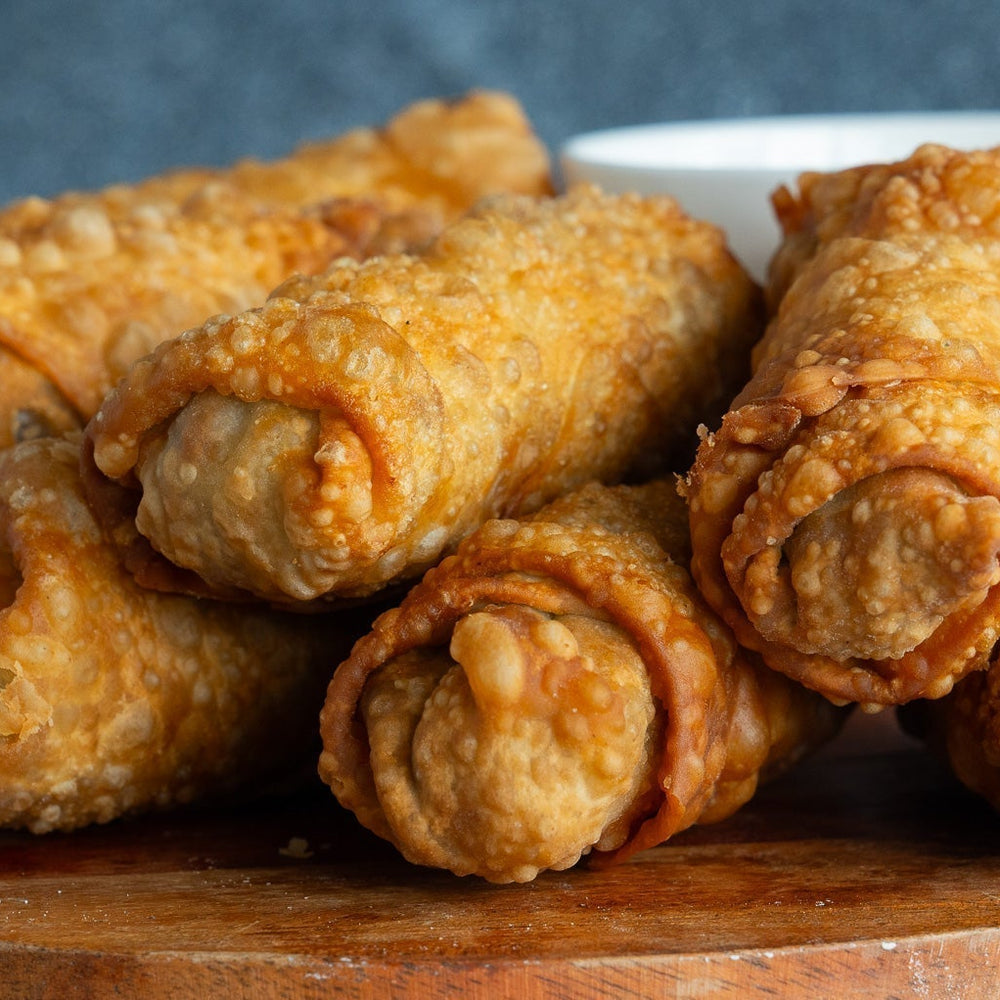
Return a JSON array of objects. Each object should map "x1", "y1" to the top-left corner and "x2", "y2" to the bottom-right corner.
[{"x1": 0, "y1": 710, "x2": 997, "y2": 1000}]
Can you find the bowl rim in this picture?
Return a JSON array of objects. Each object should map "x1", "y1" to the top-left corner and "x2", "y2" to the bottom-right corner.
[{"x1": 560, "y1": 110, "x2": 1000, "y2": 173}]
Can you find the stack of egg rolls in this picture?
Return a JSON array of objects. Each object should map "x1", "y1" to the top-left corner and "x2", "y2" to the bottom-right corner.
[
  {"x1": 319, "y1": 480, "x2": 843, "y2": 883},
  {"x1": 0, "y1": 89, "x2": 552, "y2": 448},
  {"x1": 84, "y1": 183, "x2": 762, "y2": 606},
  {"x1": 0, "y1": 433, "x2": 365, "y2": 832},
  {"x1": 684, "y1": 143, "x2": 1000, "y2": 709},
  {"x1": 0, "y1": 91, "x2": 550, "y2": 832}
]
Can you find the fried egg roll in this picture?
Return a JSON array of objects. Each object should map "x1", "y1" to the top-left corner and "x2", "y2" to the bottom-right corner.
[
  {"x1": 685, "y1": 144, "x2": 1000, "y2": 708},
  {"x1": 0, "y1": 90, "x2": 552, "y2": 448},
  {"x1": 318, "y1": 481, "x2": 843, "y2": 883},
  {"x1": 85, "y1": 184, "x2": 761, "y2": 606},
  {"x1": 0, "y1": 433, "x2": 362, "y2": 833}
]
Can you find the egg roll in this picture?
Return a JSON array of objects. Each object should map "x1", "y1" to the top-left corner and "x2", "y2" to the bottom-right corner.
[
  {"x1": 0, "y1": 90, "x2": 553, "y2": 449},
  {"x1": 0, "y1": 433, "x2": 363, "y2": 833},
  {"x1": 84, "y1": 184, "x2": 762, "y2": 606},
  {"x1": 684, "y1": 143, "x2": 1000, "y2": 708},
  {"x1": 318, "y1": 480, "x2": 843, "y2": 883}
]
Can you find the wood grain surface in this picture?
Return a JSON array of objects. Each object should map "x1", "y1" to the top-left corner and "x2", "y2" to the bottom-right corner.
[{"x1": 0, "y1": 711, "x2": 997, "y2": 999}]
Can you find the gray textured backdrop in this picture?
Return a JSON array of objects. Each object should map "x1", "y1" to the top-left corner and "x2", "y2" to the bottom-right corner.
[{"x1": 2, "y1": 0, "x2": 999, "y2": 201}]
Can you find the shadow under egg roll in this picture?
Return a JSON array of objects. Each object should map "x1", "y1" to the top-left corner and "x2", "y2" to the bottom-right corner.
[
  {"x1": 318, "y1": 480, "x2": 843, "y2": 883},
  {"x1": 899, "y1": 660, "x2": 1000, "y2": 812},
  {"x1": 0, "y1": 90, "x2": 553, "y2": 449},
  {"x1": 684, "y1": 143, "x2": 1000, "y2": 709},
  {"x1": 84, "y1": 183, "x2": 762, "y2": 606},
  {"x1": 0, "y1": 434, "x2": 365, "y2": 833}
]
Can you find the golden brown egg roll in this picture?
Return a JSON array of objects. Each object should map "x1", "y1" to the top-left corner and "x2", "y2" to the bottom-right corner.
[
  {"x1": 0, "y1": 90, "x2": 553, "y2": 449},
  {"x1": 318, "y1": 480, "x2": 843, "y2": 883},
  {"x1": 84, "y1": 183, "x2": 762, "y2": 607},
  {"x1": 0, "y1": 433, "x2": 365, "y2": 833},
  {"x1": 684, "y1": 143, "x2": 1000, "y2": 708}
]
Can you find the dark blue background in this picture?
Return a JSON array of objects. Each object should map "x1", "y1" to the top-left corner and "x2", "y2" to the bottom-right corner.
[{"x1": 2, "y1": 0, "x2": 998, "y2": 201}]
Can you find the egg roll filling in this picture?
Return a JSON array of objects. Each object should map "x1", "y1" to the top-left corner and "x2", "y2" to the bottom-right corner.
[
  {"x1": 731, "y1": 467, "x2": 1000, "y2": 662},
  {"x1": 359, "y1": 604, "x2": 661, "y2": 881}
]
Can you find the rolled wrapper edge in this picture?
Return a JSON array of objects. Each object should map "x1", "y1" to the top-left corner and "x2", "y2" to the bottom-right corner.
[
  {"x1": 687, "y1": 380, "x2": 1000, "y2": 706},
  {"x1": 82, "y1": 296, "x2": 446, "y2": 602},
  {"x1": 318, "y1": 511, "x2": 734, "y2": 863}
]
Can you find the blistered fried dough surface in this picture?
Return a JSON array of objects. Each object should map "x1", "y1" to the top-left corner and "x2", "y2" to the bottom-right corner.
[
  {"x1": 685, "y1": 144, "x2": 1000, "y2": 707},
  {"x1": 0, "y1": 434, "x2": 358, "y2": 833},
  {"x1": 767, "y1": 142, "x2": 1000, "y2": 307},
  {"x1": 0, "y1": 197, "x2": 352, "y2": 429},
  {"x1": 217, "y1": 89, "x2": 555, "y2": 223},
  {"x1": 86, "y1": 184, "x2": 761, "y2": 605},
  {"x1": 0, "y1": 91, "x2": 553, "y2": 450},
  {"x1": 318, "y1": 481, "x2": 841, "y2": 883}
]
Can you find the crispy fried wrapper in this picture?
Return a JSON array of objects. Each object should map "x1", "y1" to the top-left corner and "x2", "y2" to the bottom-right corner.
[
  {"x1": 0, "y1": 90, "x2": 553, "y2": 448},
  {"x1": 0, "y1": 434, "x2": 366, "y2": 833},
  {"x1": 84, "y1": 184, "x2": 762, "y2": 606},
  {"x1": 684, "y1": 144, "x2": 1000, "y2": 708},
  {"x1": 318, "y1": 480, "x2": 843, "y2": 883}
]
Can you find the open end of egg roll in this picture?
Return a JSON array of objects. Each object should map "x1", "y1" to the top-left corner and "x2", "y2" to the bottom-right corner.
[
  {"x1": 84, "y1": 296, "x2": 446, "y2": 604},
  {"x1": 131, "y1": 390, "x2": 384, "y2": 602},
  {"x1": 360, "y1": 605, "x2": 662, "y2": 883},
  {"x1": 731, "y1": 467, "x2": 1000, "y2": 662}
]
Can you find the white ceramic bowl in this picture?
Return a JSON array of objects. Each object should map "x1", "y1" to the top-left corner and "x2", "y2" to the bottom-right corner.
[{"x1": 560, "y1": 112, "x2": 1000, "y2": 280}]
